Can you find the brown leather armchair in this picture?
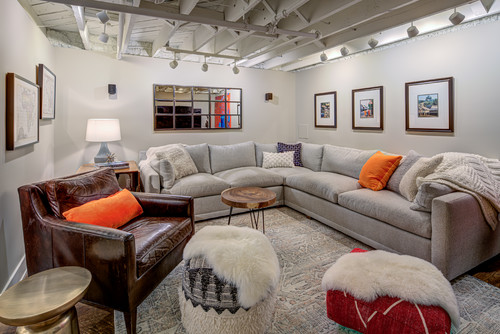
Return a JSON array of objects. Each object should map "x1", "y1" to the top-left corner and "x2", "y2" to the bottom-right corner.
[{"x1": 18, "y1": 168, "x2": 195, "y2": 334}]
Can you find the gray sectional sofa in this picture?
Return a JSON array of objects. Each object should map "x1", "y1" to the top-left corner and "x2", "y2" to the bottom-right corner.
[{"x1": 138, "y1": 141, "x2": 500, "y2": 280}]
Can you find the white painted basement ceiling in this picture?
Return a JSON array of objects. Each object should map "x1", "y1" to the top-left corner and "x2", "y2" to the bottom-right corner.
[{"x1": 18, "y1": 0, "x2": 500, "y2": 72}]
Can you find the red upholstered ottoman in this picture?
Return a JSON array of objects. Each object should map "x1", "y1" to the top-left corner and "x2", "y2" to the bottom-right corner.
[{"x1": 322, "y1": 249, "x2": 460, "y2": 334}]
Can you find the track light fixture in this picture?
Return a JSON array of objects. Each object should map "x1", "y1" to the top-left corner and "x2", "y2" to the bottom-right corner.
[
  {"x1": 449, "y1": 8, "x2": 465, "y2": 25},
  {"x1": 368, "y1": 38, "x2": 378, "y2": 49},
  {"x1": 320, "y1": 51, "x2": 328, "y2": 62},
  {"x1": 96, "y1": 10, "x2": 109, "y2": 24},
  {"x1": 201, "y1": 57, "x2": 208, "y2": 72},
  {"x1": 170, "y1": 53, "x2": 178, "y2": 69},
  {"x1": 340, "y1": 46, "x2": 349, "y2": 57},
  {"x1": 232, "y1": 63, "x2": 240, "y2": 75},
  {"x1": 98, "y1": 24, "x2": 109, "y2": 43},
  {"x1": 407, "y1": 23, "x2": 419, "y2": 38}
]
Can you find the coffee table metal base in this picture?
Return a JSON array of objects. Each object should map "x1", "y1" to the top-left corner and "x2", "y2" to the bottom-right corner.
[{"x1": 227, "y1": 207, "x2": 267, "y2": 234}]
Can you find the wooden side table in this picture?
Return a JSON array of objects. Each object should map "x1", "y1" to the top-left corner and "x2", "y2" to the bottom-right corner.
[
  {"x1": 77, "y1": 160, "x2": 141, "y2": 191},
  {"x1": 0, "y1": 266, "x2": 91, "y2": 333},
  {"x1": 221, "y1": 187, "x2": 276, "y2": 234}
]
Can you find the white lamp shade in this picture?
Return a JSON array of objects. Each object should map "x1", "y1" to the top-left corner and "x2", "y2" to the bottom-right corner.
[{"x1": 86, "y1": 119, "x2": 121, "y2": 142}]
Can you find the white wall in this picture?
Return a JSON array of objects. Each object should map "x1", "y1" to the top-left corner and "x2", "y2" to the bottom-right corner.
[
  {"x1": 54, "y1": 49, "x2": 296, "y2": 176},
  {"x1": 0, "y1": 0, "x2": 56, "y2": 290},
  {"x1": 296, "y1": 19, "x2": 500, "y2": 158}
]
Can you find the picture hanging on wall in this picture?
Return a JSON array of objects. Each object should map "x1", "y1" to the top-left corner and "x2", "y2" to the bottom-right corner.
[
  {"x1": 6, "y1": 73, "x2": 40, "y2": 150},
  {"x1": 314, "y1": 91, "x2": 337, "y2": 128},
  {"x1": 352, "y1": 86, "x2": 383, "y2": 130},
  {"x1": 37, "y1": 64, "x2": 56, "y2": 119},
  {"x1": 405, "y1": 77, "x2": 454, "y2": 132}
]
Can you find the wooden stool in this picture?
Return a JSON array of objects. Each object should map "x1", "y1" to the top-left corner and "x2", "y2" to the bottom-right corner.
[{"x1": 0, "y1": 267, "x2": 91, "y2": 333}]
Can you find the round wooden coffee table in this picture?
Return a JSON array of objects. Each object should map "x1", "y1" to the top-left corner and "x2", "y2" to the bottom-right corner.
[
  {"x1": 0, "y1": 266, "x2": 92, "y2": 333},
  {"x1": 221, "y1": 187, "x2": 276, "y2": 234}
]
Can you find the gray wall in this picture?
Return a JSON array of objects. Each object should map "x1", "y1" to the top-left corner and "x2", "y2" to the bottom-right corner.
[
  {"x1": 295, "y1": 18, "x2": 500, "y2": 158},
  {"x1": 0, "y1": 0, "x2": 56, "y2": 290}
]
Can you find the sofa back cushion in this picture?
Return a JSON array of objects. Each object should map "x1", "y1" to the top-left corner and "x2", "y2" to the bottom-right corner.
[
  {"x1": 185, "y1": 143, "x2": 211, "y2": 174},
  {"x1": 301, "y1": 143, "x2": 324, "y2": 172},
  {"x1": 255, "y1": 143, "x2": 277, "y2": 167},
  {"x1": 209, "y1": 141, "x2": 256, "y2": 173},
  {"x1": 386, "y1": 150, "x2": 422, "y2": 195},
  {"x1": 321, "y1": 145, "x2": 376, "y2": 179},
  {"x1": 45, "y1": 168, "x2": 121, "y2": 218}
]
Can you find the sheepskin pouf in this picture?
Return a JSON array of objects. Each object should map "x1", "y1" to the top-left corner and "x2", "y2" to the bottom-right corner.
[
  {"x1": 179, "y1": 225, "x2": 280, "y2": 334},
  {"x1": 322, "y1": 248, "x2": 460, "y2": 334}
]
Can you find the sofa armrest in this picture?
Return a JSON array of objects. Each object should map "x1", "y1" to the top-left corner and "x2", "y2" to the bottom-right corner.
[
  {"x1": 139, "y1": 162, "x2": 161, "y2": 193},
  {"x1": 132, "y1": 192, "x2": 194, "y2": 219},
  {"x1": 431, "y1": 192, "x2": 500, "y2": 280}
]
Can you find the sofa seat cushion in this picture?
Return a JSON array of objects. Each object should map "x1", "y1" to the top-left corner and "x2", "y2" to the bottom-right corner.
[
  {"x1": 214, "y1": 167, "x2": 284, "y2": 188},
  {"x1": 338, "y1": 189, "x2": 431, "y2": 238},
  {"x1": 162, "y1": 173, "x2": 230, "y2": 197},
  {"x1": 121, "y1": 216, "x2": 193, "y2": 277},
  {"x1": 285, "y1": 172, "x2": 360, "y2": 203},
  {"x1": 268, "y1": 166, "x2": 314, "y2": 178}
]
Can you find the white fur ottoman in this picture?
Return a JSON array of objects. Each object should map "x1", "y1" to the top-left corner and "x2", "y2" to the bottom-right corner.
[{"x1": 179, "y1": 225, "x2": 280, "y2": 334}]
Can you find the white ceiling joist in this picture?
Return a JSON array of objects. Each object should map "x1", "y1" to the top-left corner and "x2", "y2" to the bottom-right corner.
[
  {"x1": 119, "y1": 0, "x2": 141, "y2": 58},
  {"x1": 179, "y1": 0, "x2": 199, "y2": 15},
  {"x1": 44, "y1": 0, "x2": 318, "y2": 39},
  {"x1": 71, "y1": 5, "x2": 91, "y2": 50},
  {"x1": 152, "y1": 21, "x2": 179, "y2": 57},
  {"x1": 224, "y1": 0, "x2": 262, "y2": 22}
]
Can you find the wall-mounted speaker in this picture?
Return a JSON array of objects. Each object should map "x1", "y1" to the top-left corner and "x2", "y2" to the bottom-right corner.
[
  {"x1": 108, "y1": 84, "x2": 117, "y2": 95},
  {"x1": 265, "y1": 93, "x2": 273, "y2": 101}
]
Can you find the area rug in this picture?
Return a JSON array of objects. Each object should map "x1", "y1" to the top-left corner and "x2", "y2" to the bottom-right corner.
[{"x1": 115, "y1": 207, "x2": 500, "y2": 334}]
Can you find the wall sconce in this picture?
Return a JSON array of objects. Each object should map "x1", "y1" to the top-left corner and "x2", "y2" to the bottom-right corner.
[{"x1": 265, "y1": 93, "x2": 273, "y2": 101}]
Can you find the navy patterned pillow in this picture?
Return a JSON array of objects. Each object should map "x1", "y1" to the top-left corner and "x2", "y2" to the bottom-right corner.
[{"x1": 277, "y1": 142, "x2": 303, "y2": 167}]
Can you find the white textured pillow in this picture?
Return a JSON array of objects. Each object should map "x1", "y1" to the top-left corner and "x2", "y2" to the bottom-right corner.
[
  {"x1": 156, "y1": 144, "x2": 198, "y2": 180},
  {"x1": 399, "y1": 155, "x2": 443, "y2": 201},
  {"x1": 262, "y1": 151, "x2": 294, "y2": 169}
]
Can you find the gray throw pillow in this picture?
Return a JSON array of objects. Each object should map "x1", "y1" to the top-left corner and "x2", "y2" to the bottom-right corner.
[
  {"x1": 158, "y1": 158, "x2": 176, "y2": 189},
  {"x1": 386, "y1": 150, "x2": 422, "y2": 194},
  {"x1": 255, "y1": 143, "x2": 277, "y2": 167},
  {"x1": 300, "y1": 142, "x2": 324, "y2": 172},
  {"x1": 410, "y1": 182, "x2": 454, "y2": 212},
  {"x1": 156, "y1": 145, "x2": 198, "y2": 180},
  {"x1": 399, "y1": 155, "x2": 444, "y2": 202}
]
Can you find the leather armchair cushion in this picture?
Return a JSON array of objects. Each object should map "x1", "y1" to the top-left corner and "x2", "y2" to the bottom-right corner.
[
  {"x1": 46, "y1": 168, "x2": 121, "y2": 218},
  {"x1": 121, "y1": 216, "x2": 194, "y2": 277}
]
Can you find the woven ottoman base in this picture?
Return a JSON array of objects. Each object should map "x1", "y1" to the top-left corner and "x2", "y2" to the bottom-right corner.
[{"x1": 179, "y1": 288, "x2": 277, "y2": 334}]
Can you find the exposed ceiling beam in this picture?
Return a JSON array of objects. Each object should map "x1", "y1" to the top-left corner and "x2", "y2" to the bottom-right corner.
[
  {"x1": 164, "y1": 47, "x2": 241, "y2": 60},
  {"x1": 179, "y1": 0, "x2": 199, "y2": 15},
  {"x1": 44, "y1": 0, "x2": 317, "y2": 39},
  {"x1": 17, "y1": 0, "x2": 47, "y2": 34},
  {"x1": 224, "y1": 0, "x2": 262, "y2": 22},
  {"x1": 193, "y1": 25, "x2": 220, "y2": 51},
  {"x1": 71, "y1": 5, "x2": 91, "y2": 50},
  {"x1": 152, "y1": 21, "x2": 179, "y2": 57},
  {"x1": 261, "y1": 0, "x2": 474, "y2": 69},
  {"x1": 119, "y1": 0, "x2": 141, "y2": 57},
  {"x1": 117, "y1": 12, "x2": 124, "y2": 59}
]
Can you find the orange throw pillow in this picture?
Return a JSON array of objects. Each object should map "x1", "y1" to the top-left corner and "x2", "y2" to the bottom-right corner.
[
  {"x1": 63, "y1": 189, "x2": 143, "y2": 228},
  {"x1": 359, "y1": 151, "x2": 403, "y2": 191}
]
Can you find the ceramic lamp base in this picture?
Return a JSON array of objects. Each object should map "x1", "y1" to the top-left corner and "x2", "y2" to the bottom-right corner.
[{"x1": 94, "y1": 142, "x2": 112, "y2": 163}]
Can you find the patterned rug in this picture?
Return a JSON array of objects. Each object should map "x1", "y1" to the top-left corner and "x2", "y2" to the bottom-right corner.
[{"x1": 115, "y1": 207, "x2": 500, "y2": 333}]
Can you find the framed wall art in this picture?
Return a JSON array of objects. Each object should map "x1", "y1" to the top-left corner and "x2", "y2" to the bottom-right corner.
[
  {"x1": 314, "y1": 91, "x2": 337, "y2": 128},
  {"x1": 37, "y1": 64, "x2": 56, "y2": 119},
  {"x1": 405, "y1": 77, "x2": 453, "y2": 132},
  {"x1": 352, "y1": 86, "x2": 383, "y2": 130},
  {"x1": 6, "y1": 73, "x2": 40, "y2": 150}
]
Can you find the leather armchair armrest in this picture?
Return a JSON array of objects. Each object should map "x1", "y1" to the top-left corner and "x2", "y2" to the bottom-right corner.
[{"x1": 132, "y1": 192, "x2": 193, "y2": 218}]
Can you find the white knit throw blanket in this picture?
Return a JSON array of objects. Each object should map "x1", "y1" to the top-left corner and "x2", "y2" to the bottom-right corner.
[
  {"x1": 321, "y1": 250, "x2": 460, "y2": 331},
  {"x1": 418, "y1": 152, "x2": 500, "y2": 230}
]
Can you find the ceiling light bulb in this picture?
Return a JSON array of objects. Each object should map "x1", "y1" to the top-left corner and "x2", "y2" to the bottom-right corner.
[
  {"x1": 96, "y1": 10, "x2": 109, "y2": 24},
  {"x1": 201, "y1": 62, "x2": 208, "y2": 72},
  {"x1": 368, "y1": 38, "x2": 378, "y2": 49},
  {"x1": 170, "y1": 59, "x2": 178, "y2": 69},
  {"x1": 340, "y1": 46, "x2": 349, "y2": 56},
  {"x1": 407, "y1": 24, "x2": 419, "y2": 38},
  {"x1": 232, "y1": 65, "x2": 240, "y2": 74},
  {"x1": 320, "y1": 52, "x2": 328, "y2": 62},
  {"x1": 449, "y1": 10, "x2": 465, "y2": 25}
]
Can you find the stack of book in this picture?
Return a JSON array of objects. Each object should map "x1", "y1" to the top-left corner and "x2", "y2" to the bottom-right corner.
[{"x1": 95, "y1": 161, "x2": 129, "y2": 169}]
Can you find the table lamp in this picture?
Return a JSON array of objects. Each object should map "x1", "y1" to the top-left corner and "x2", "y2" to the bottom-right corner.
[{"x1": 85, "y1": 118, "x2": 121, "y2": 163}]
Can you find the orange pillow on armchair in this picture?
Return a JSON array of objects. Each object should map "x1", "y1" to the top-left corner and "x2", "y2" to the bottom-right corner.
[{"x1": 63, "y1": 189, "x2": 143, "y2": 228}]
